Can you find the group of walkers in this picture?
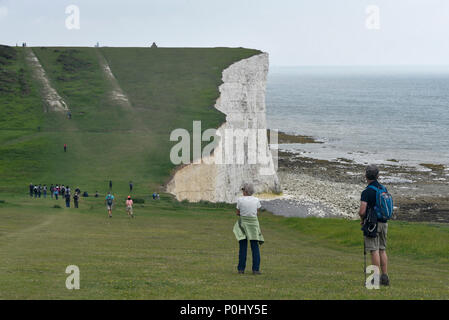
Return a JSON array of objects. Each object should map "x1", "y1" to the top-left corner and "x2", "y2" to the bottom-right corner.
[
  {"x1": 28, "y1": 182, "x2": 137, "y2": 218},
  {"x1": 28, "y1": 184, "x2": 48, "y2": 198},
  {"x1": 29, "y1": 183, "x2": 82, "y2": 208},
  {"x1": 104, "y1": 192, "x2": 135, "y2": 219},
  {"x1": 235, "y1": 164, "x2": 392, "y2": 287}
]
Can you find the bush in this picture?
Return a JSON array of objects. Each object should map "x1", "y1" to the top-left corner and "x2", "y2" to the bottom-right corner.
[
  {"x1": 133, "y1": 198, "x2": 145, "y2": 204},
  {"x1": 53, "y1": 204, "x2": 61, "y2": 209},
  {"x1": 0, "y1": 200, "x2": 5, "y2": 203}
]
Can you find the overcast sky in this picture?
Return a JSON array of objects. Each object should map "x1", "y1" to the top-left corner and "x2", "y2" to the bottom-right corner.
[{"x1": 1, "y1": 0, "x2": 448, "y2": 66}]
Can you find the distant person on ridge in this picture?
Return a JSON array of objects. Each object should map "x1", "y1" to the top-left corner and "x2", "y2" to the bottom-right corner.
[
  {"x1": 129, "y1": 181, "x2": 133, "y2": 192},
  {"x1": 233, "y1": 183, "x2": 264, "y2": 275},
  {"x1": 105, "y1": 192, "x2": 115, "y2": 218},
  {"x1": 109, "y1": 180, "x2": 112, "y2": 190},
  {"x1": 64, "y1": 144, "x2": 67, "y2": 152},
  {"x1": 359, "y1": 164, "x2": 392, "y2": 287}
]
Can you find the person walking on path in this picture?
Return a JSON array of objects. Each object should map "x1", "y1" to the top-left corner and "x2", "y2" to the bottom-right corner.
[
  {"x1": 73, "y1": 192, "x2": 79, "y2": 208},
  {"x1": 65, "y1": 191, "x2": 71, "y2": 208},
  {"x1": 54, "y1": 187, "x2": 59, "y2": 200},
  {"x1": 233, "y1": 183, "x2": 264, "y2": 275},
  {"x1": 125, "y1": 195, "x2": 134, "y2": 218},
  {"x1": 37, "y1": 184, "x2": 42, "y2": 198},
  {"x1": 64, "y1": 144, "x2": 67, "y2": 152},
  {"x1": 359, "y1": 164, "x2": 390, "y2": 286},
  {"x1": 43, "y1": 185, "x2": 47, "y2": 198},
  {"x1": 50, "y1": 184, "x2": 54, "y2": 199},
  {"x1": 33, "y1": 185, "x2": 38, "y2": 198},
  {"x1": 105, "y1": 192, "x2": 115, "y2": 218},
  {"x1": 129, "y1": 181, "x2": 133, "y2": 192},
  {"x1": 109, "y1": 180, "x2": 112, "y2": 190}
]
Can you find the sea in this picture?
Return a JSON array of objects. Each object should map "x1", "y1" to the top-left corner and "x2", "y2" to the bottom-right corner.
[{"x1": 266, "y1": 66, "x2": 449, "y2": 169}]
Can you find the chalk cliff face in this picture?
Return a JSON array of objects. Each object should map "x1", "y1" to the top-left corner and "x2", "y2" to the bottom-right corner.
[{"x1": 167, "y1": 53, "x2": 280, "y2": 203}]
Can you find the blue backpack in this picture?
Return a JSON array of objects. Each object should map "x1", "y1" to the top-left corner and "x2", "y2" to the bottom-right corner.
[{"x1": 367, "y1": 184, "x2": 394, "y2": 220}]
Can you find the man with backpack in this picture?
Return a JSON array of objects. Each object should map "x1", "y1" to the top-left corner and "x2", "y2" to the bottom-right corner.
[
  {"x1": 359, "y1": 164, "x2": 393, "y2": 287},
  {"x1": 105, "y1": 192, "x2": 115, "y2": 218}
]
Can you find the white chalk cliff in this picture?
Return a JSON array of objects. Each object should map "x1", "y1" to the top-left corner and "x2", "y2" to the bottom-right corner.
[{"x1": 167, "y1": 53, "x2": 280, "y2": 203}]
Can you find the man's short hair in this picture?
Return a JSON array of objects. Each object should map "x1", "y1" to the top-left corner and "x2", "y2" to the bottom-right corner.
[
  {"x1": 365, "y1": 164, "x2": 379, "y2": 180},
  {"x1": 241, "y1": 183, "x2": 255, "y2": 196}
]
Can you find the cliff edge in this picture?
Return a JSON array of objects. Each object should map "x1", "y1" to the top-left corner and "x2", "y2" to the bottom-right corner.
[{"x1": 167, "y1": 53, "x2": 280, "y2": 203}]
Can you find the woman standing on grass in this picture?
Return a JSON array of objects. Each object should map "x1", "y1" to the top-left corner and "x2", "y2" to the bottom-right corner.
[{"x1": 233, "y1": 183, "x2": 264, "y2": 275}]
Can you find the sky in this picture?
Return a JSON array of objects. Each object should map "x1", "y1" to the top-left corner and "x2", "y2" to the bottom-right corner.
[{"x1": 0, "y1": 0, "x2": 448, "y2": 66}]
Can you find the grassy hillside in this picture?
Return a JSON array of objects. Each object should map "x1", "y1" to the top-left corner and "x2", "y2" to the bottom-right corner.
[
  {"x1": 0, "y1": 195, "x2": 448, "y2": 299},
  {"x1": 0, "y1": 45, "x2": 47, "y2": 192},
  {"x1": 1, "y1": 46, "x2": 260, "y2": 195}
]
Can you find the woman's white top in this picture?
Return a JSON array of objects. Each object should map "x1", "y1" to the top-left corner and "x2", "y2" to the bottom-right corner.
[{"x1": 236, "y1": 196, "x2": 261, "y2": 217}]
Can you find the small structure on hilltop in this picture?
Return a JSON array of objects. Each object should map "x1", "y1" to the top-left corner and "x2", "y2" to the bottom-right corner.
[
  {"x1": 94, "y1": 42, "x2": 100, "y2": 48},
  {"x1": 150, "y1": 42, "x2": 158, "y2": 48}
]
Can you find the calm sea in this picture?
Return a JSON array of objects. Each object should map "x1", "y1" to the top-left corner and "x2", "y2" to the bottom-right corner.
[{"x1": 266, "y1": 66, "x2": 449, "y2": 168}]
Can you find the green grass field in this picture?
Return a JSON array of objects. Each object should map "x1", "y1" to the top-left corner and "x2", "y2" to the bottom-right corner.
[
  {"x1": 1, "y1": 45, "x2": 448, "y2": 299},
  {"x1": 1, "y1": 194, "x2": 448, "y2": 299}
]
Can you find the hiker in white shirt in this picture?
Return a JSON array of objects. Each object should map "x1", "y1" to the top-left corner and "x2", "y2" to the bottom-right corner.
[{"x1": 234, "y1": 183, "x2": 263, "y2": 275}]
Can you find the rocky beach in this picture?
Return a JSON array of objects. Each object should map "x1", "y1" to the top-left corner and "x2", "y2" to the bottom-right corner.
[{"x1": 261, "y1": 132, "x2": 449, "y2": 223}]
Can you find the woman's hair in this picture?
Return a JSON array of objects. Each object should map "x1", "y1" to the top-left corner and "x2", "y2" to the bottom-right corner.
[
  {"x1": 241, "y1": 183, "x2": 255, "y2": 196},
  {"x1": 365, "y1": 164, "x2": 379, "y2": 180}
]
